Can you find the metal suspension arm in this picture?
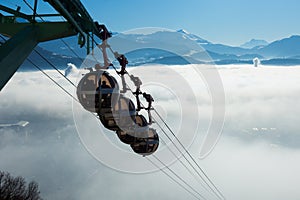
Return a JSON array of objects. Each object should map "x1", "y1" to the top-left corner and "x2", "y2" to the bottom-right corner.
[
  {"x1": 0, "y1": 26, "x2": 38, "y2": 91},
  {"x1": 46, "y1": 0, "x2": 86, "y2": 47},
  {"x1": 0, "y1": 5, "x2": 35, "y2": 23},
  {"x1": 0, "y1": 22, "x2": 76, "y2": 91}
]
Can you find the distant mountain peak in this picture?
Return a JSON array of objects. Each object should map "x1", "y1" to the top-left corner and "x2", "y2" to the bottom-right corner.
[
  {"x1": 240, "y1": 39, "x2": 269, "y2": 49},
  {"x1": 176, "y1": 29, "x2": 211, "y2": 45},
  {"x1": 177, "y1": 29, "x2": 190, "y2": 34},
  {"x1": 289, "y1": 35, "x2": 300, "y2": 39}
]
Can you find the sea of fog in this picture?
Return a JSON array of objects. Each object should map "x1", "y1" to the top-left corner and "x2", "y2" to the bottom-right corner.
[{"x1": 1, "y1": 64, "x2": 300, "y2": 200}]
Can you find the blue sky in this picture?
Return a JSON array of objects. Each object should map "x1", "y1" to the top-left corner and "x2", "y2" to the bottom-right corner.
[
  {"x1": 4, "y1": 0, "x2": 300, "y2": 46},
  {"x1": 81, "y1": 0, "x2": 300, "y2": 46}
]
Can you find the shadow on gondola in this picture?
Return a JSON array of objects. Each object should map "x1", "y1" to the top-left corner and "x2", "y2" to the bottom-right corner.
[{"x1": 76, "y1": 65, "x2": 159, "y2": 156}]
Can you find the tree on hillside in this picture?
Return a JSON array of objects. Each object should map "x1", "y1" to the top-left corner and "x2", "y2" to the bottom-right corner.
[{"x1": 0, "y1": 171, "x2": 42, "y2": 200}]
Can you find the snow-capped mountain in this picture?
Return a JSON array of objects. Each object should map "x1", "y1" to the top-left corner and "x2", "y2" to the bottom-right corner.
[
  {"x1": 177, "y1": 29, "x2": 211, "y2": 45},
  {"x1": 240, "y1": 39, "x2": 269, "y2": 49},
  {"x1": 23, "y1": 29, "x2": 300, "y2": 67},
  {"x1": 257, "y1": 35, "x2": 300, "y2": 58},
  {"x1": 19, "y1": 46, "x2": 84, "y2": 71}
]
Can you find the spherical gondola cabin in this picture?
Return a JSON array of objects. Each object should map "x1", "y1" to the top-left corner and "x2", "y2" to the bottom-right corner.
[
  {"x1": 77, "y1": 70, "x2": 119, "y2": 113},
  {"x1": 99, "y1": 94, "x2": 136, "y2": 132},
  {"x1": 130, "y1": 127, "x2": 159, "y2": 156},
  {"x1": 117, "y1": 114, "x2": 149, "y2": 144}
]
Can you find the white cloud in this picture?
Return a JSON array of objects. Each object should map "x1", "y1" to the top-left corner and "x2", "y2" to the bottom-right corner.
[
  {"x1": 65, "y1": 63, "x2": 80, "y2": 77},
  {"x1": 1, "y1": 64, "x2": 300, "y2": 200}
]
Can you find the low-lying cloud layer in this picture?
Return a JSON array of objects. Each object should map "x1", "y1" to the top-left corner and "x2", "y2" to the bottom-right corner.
[{"x1": 1, "y1": 64, "x2": 300, "y2": 200}]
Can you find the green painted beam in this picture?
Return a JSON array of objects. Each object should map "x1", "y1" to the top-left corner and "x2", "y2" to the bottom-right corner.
[
  {"x1": 37, "y1": 22, "x2": 77, "y2": 42},
  {"x1": 44, "y1": 0, "x2": 95, "y2": 32},
  {"x1": 0, "y1": 22, "x2": 78, "y2": 91},
  {"x1": 0, "y1": 22, "x2": 77, "y2": 42},
  {"x1": 0, "y1": 4, "x2": 35, "y2": 23},
  {"x1": 0, "y1": 26, "x2": 38, "y2": 91}
]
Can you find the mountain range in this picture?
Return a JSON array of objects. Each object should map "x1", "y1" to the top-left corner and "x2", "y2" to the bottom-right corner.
[
  {"x1": 15, "y1": 29, "x2": 300, "y2": 70},
  {"x1": 240, "y1": 39, "x2": 269, "y2": 49}
]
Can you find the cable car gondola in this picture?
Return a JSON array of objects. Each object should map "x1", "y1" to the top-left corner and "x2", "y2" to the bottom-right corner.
[
  {"x1": 76, "y1": 69, "x2": 119, "y2": 113},
  {"x1": 130, "y1": 128, "x2": 159, "y2": 156},
  {"x1": 117, "y1": 114, "x2": 149, "y2": 144},
  {"x1": 76, "y1": 32, "x2": 160, "y2": 156},
  {"x1": 117, "y1": 115, "x2": 159, "y2": 155},
  {"x1": 99, "y1": 94, "x2": 136, "y2": 132}
]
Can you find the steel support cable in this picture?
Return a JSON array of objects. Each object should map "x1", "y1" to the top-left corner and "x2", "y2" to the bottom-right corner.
[
  {"x1": 153, "y1": 113, "x2": 220, "y2": 198},
  {"x1": 151, "y1": 108, "x2": 222, "y2": 200},
  {"x1": 2, "y1": 23, "x2": 217, "y2": 200},
  {"x1": 2, "y1": 24, "x2": 106, "y2": 124},
  {"x1": 150, "y1": 155, "x2": 207, "y2": 200},
  {"x1": 0, "y1": 5, "x2": 79, "y2": 90},
  {"x1": 0, "y1": 35, "x2": 100, "y2": 122},
  {"x1": 153, "y1": 109, "x2": 225, "y2": 200},
  {"x1": 3, "y1": 3, "x2": 223, "y2": 197},
  {"x1": 5, "y1": 21, "x2": 221, "y2": 199},
  {"x1": 26, "y1": 58, "x2": 79, "y2": 103},
  {"x1": 32, "y1": 49, "x2": 77, "y2": 87},
  {"x1": 28, "y1": 56, "x2": 102, "y2": 122},
  {"x1": 157, "y1": 124, "x2": 212, "y2": 195},
  {"x1": 96, "y1": 43, "x2": 224, "y2": 199},
  {"x1": 59, "y1": 38, "x2": 85, "y2": 63},
  {"x1": 94, "y1": 55, "x2": 211, "y2": 199},
  {"x1": 99, "y1": 39, "x2": 225, "y2": 199},
  {"x1": 23, "y1": 0, "x2": 92, "y2": 69},
  {"x1": 152, "y1": 110, "x2": 224, "y2": 200},
  {"x1": 103, "y1": 60, "x2": 222, "y2": 199},
  {"x1": 146, "y1": 156, "x2": 204, "y2": 200},
  {"x1": 57, "y1": 15, "x2": 97, "y2": 69},
  {"x1": 29, "y1": 60, "x2": 102, "y2": 123},
  {"x1": 1, "y1": 22, "x2": 206, "y2": 200},
  {"x1": 0, "y1": 35, "x2": 75, "y2": 98},
  {"x1": 105, "y1": 63, "x2": 220, "y2": 200},
  {"x1": 22, "y1": 1, "x2": 128, "y2": 90},
  {"x1": 0, "y1": 34, "x2": 6, "y2": 41},
  {"x1": 33, "y1": 48, "x2": 211, "y2": 200}
]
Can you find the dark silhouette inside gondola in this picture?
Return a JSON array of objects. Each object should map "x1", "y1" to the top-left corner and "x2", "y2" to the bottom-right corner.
[{"x1": 76, "y1": 27, "x2": 159, "y2": 156}]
